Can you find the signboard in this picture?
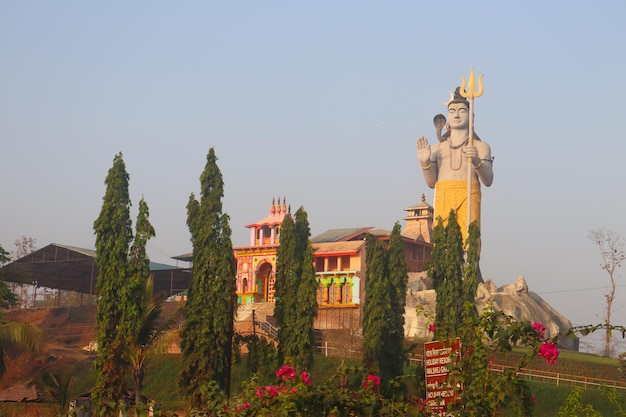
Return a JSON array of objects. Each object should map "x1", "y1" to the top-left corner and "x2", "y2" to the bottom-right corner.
[{"x1": 424, "y1": 338, "x2": 461, "y2": 413}]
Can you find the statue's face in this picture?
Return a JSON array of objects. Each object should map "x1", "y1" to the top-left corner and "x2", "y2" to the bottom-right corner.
[{"x1": 448, "y1": 103, "x2": 469, "y2": 129}]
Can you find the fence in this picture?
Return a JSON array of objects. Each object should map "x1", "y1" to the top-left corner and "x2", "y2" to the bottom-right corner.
[
  {"x1": 489, "y1": 363, "x2": 626, "y2": 391},
  {"x1": 323, "y1": 346, "x2": 626, "y2": 392},
  {"x1": 316, "y1": 340, "x2": 362, "y2": 358}
]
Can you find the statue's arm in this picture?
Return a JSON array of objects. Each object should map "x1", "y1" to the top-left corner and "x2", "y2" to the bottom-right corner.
[
  {"x1": 416, "y1": 137, "x2": 438, "y2": 188},
  {"x1": 473, "y1": 142, "x2": 493, "y2": 187}
]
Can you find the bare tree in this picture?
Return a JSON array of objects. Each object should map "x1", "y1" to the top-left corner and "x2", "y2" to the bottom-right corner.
[
  {"x1": 589, "y1": 229, "x2": 625, "y2": 357},
  {"x1": 13, "y1": 236, "x2": 37, "y2": 258},
  {"x1": 12, "y1": 237, "x2": 38, "y2": 307}
]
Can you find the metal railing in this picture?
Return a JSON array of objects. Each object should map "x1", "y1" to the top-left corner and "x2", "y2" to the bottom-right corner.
[
  {"x1": 258, "y1": 320, "x2": 278, "y2": 339},
  {"x1": 321, "y1": 347, "x2": 626, "y2": 392},
  {"x1": 316, "y1": 340, "x2": 362, "y2": 358},
  {"x1": 489, "y1": 363, "x2": 626, "y2": 391}
]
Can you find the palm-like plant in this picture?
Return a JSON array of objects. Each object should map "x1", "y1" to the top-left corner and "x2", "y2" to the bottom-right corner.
[
  {"x1": 0, "y1": 321, "x2": 43, "y2": 379},
  {"x1": 29, "y1": 369, "x2": 73, "y2": 416},
  {"x1": 129, "y1": 277, "x2": 182, "y2": 405}
]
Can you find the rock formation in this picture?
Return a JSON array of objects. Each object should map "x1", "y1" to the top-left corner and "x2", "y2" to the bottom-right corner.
[{"x1": 403, "y1": 273, "x2": 579, "y2": 351}]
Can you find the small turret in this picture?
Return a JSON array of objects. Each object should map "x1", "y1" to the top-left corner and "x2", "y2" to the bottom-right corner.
[{"x1": 402, "y1": 194, "x2": 434, "y2": 243}]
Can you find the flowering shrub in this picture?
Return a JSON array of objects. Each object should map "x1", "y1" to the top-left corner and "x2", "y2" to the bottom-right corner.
[
  {"x1": 188, "y1": 306, "x2": 566, "y2": 417},
  {"x1": 189, "y1": 365, "x2": 395, "y2": 417},
  {"x1": 417, "y1": 303, "x2": 561, "y2": 416}
]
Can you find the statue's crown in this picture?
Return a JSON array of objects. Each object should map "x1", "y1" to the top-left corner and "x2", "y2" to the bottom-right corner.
[{"x1": 449, "y1": 87, "x2": 469, "y2": 107}]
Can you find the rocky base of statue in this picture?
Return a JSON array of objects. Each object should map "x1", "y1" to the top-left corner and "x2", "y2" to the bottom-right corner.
[{"x1": 404, "y1": 273, "x2": 579, "y2": 351}]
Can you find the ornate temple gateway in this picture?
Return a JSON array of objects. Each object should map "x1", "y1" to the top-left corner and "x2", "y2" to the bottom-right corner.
[{"x1": 233, "y1": 197, "x2": 288, "y2": 304}]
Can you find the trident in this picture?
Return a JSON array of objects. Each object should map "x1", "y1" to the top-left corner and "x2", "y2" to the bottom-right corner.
[{"x1": 459, "y1": 68, "x2": 484, "y2": 237}]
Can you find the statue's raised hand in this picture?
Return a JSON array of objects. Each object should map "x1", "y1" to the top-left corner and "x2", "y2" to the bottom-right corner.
[{"x1": 416, "y1": 136, "x2": 431, "y2": 165}]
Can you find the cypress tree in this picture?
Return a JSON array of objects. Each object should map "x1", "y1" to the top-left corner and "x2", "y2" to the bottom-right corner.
[
  {"x1": 385, "y1": 222, "x2": 408, "y2": 378},
  {"x1": 292, "y1": 208, "x2": 318, "y2": 370},
  {"x1": 362, "y1": 224, "x2": 409, "y2": 380},
  {"x1": 362, "y1": 235, "x2": 390, "y2": 377},
  {"x1": 92, "y1": 153, "x2": 134, "y2": 413},
  {"x1": 179, "y1": 148, "x2": 236, "y2": 407},
  {"x1": 127, "y1": 197, "x2": 155, "y2": 405},
  {"x1": 127, "y1": 198, "x2": 156, "y2": 336},
  {"x1": 274, "y1": 214, "x2": 295, "y2": 339},
  {"x1": 463, "y1": 222, "x2": 481, "y2": 311},
  {"x1": 275, "y1": 207, "x2": 317, "y2": 370},
  {"x1": 429, "y1": 210, "x2": 480, "y2": 339},
  {"x1": 430, "y1": 210, "x2": 465, "y2": 339}
]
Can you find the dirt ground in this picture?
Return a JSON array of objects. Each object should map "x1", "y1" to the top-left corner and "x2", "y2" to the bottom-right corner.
[{"x1": 2, "y1": 305, "x2": 99, "y2": 390}]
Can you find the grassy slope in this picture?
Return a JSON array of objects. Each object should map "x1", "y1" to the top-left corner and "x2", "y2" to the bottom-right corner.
[
  {"x1": 42, "y1": 346, "x2": 626, "y2": 415},
  {"x1": 128, "y1": 352, "x2": 625, "y2": 415}
]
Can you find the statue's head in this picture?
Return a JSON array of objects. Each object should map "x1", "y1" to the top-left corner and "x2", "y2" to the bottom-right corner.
[
  {"x1": 447, "y1": 87, "x2": 470, "y2": 130},
  {"x1": 447, "y1": 87, "x2": 469, "y2": 109}
]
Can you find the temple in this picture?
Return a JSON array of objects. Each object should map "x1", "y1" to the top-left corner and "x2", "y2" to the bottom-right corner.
[
  {"x1": 231, "y1": 197, "x2": 434, "y2": 321},
  {"x1": 234, "y1": 197, "x2": 288, "y2": 304}
]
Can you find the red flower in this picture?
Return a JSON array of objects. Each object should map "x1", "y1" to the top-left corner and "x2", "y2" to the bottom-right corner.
[
  {"x1": 532, "y1": 322, "x2": 546, "y2": 339},
  {"x1": 428, "y1": 323, "x2": 437, "y2": 334},
  {"x1": 418, "y1": 398, "x2": 427, "y2": 410},
  {"x1": 276, "y1": 365, "x2": 296, "y2": 380},
  {"x1": 301, "y1": 371, "x2": 311, "y2": 386},
  {"x1": 363, "y1": 374, "x2": 381, "y2": 388},
  {"x1": 367, "y1": 374, "x2": 381, "y2": 385},
  {"x1": 265, "y1": 385, "x2": 280, "y2": 396},
  {"x1": 255, "y1": 387, "x2": 263, "y2": 398},
  {"x1": 538, "y1": 341, "x2": 559, "y2": 364}
]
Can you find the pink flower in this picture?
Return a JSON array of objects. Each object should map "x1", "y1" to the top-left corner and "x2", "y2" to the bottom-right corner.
[
  {"x1": 418, "y1": 398, "x2": 427, "y2": 410},
  {"x1": 265, "y1": 385, "x2": 280, "y2": 396},
  {"x1": 428, "y1": 323, "x2": 437, "y2": 333},
  {"x1": 538, "y1": 341, "x2": 559, "y2": 364},
  {"x1": 255, "y1": 387, "x2": 263, "y2": 398},
  {"x1": 243, "y1": 402, "x2": 250, "y2": 408},
  {"x1": 532, "y1": 322, "x2": 546, "y2": 339},
  {"x1": 367, "y1": 374, "x2": 381, "y2": 385},
  {"x1": 363, "y1": 374, "x2": 381, "y2": 388},
  {"x1": 300, "y1": 371, "x2": 311, "y2": 386},
  {"x1": 276, "y1": 365, "x2": 296, "y2": 380}
]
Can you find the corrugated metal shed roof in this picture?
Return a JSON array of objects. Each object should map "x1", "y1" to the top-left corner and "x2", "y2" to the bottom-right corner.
[
  {"x1": 310, "y1": 227, "x2": 374, "y2": 243},
  {"x1": 0, "y1": 243, "x2": 191, "y2": 296},
  {"x1": 312, "y1": 240, "x2": 365, "y2": 255}
]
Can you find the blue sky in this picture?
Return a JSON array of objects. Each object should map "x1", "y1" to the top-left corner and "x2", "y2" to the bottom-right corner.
[{"x1": 2, "y1": 2, "x2": 625, "y2": 350}]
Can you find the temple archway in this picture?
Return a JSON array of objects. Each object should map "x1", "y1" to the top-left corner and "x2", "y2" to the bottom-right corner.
[{"x1": 256, "y1": 262, "x2": 274, "y2": 303}]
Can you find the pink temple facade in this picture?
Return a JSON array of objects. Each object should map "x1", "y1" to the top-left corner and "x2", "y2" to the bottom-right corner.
[{"x1": 234, "y1": 198, "x2": 288, "y2": 304}]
